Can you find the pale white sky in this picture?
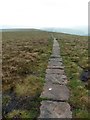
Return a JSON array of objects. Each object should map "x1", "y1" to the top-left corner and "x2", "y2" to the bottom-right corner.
[{"x1": 0, "y1": 0, "x2": 89, "y2": 28}]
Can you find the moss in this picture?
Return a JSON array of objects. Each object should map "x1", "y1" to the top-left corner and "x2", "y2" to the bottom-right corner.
[
  {"x1": 2, "y1": 95, "x2": 11, "y2": 106},
  {"x1": 73, "y1": 109, "x2": 89, "y2": 118},
  {"x1": 6, "y1": 109, "x2": 38, "y2": 119}
]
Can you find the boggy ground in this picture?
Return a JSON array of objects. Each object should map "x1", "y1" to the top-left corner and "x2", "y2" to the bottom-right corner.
[{"x1": 2, "y1": 29, "x2": 53, "y2": 119}]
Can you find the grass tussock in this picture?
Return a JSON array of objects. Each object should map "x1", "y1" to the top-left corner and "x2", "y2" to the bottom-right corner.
[{"x1": 15, "y1": 75, "x2": 44, "y2": 97}]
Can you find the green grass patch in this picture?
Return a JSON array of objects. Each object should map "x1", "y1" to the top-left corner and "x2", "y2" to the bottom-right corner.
[{"x1": 55, "y1": 32, "x2": 89, "y2": 118}]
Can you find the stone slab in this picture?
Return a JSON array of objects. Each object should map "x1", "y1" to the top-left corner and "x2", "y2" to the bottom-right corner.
[
  {"x1": 49, "y1": 58, "x2": 62, "y2": 62},
  {"x1": 46, "y1": 69, "x2": 64, "y2": 74},
  {"x1": 39, "y1": 101, "x2": 72, "y2": 118},
  {"x1": 53, "y1": 44, "x2": 59, "y2": 47},
  {"x1": 41, "y1": 83, "x2": 70, "y2": 101},
  {"x1": 50, "y1": 55, "x2": 60, "y2": 58},
  {"x1": 47, "y1": 65, "x2": 64, "y2": 69},
  {"x1": 53, "y1": 47, "x2": 59, "y2": 50},
  {"x1": 45, "y1": 74, "x2": 67, "y2": 85},
  {"x1": 52, "y1": 51, "x2": 60, "y2": 55},
  {"x1": 48, "y1": 61, "x2": 63, "y2": 66},
  {"x1": 39, "y1": 39, "x2": 72, "y2": 118}
]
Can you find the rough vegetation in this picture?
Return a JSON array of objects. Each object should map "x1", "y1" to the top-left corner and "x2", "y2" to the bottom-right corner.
[
  {"x1": 54, "y1": 32, "x2": 89, "y2": 118},
  {"x1": 2, "y1": 29, "x2": 53, "y2": 119},
  {"x1": 2, "y1": 29, "x2": 89, "y2": 119}
]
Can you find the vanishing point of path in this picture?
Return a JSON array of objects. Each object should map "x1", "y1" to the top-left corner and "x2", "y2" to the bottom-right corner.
[{"x1": 38, "y1": 38, "x2": 72, "y2": 118}]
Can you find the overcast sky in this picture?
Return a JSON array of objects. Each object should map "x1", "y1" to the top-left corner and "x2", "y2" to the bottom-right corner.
[{"x1": 0, "y1": 0, "x2": 89, "y2": 29}]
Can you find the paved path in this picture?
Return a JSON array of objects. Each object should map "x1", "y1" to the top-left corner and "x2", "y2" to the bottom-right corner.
[{"x1": 38, "y1": 38, "x2": 72, "y2": 118}]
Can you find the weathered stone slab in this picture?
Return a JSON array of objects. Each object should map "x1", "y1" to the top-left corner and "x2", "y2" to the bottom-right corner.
[
  {"x1": 53, "y1": 43, "x2": 59, "y2": 46},
  {"x1": 52, "y1": 47, "x2": 60, "y2": 50},
  {"x1": 39, "y1": 101, "x2": 72, "y2": 118},
  {"x1": 41, "y1": 83, "x2": 70, "y2": 101},
  {"x1": 53, "y1": 47, "x2": 60, "y2": 50},
  {"x1": 50, "y1": 54, "x2": 60, "y2": 58},
  {"x1": 48, "y1": 61, "x2": 63, "y2": 66},
  {"x1": 53, "y1": 43, "x2": 59, "y2": 47},
  {"x1": 52, "y1": 50, "x2": 60, "y2": 55},
  {"x1": 46, "y1": 69, "x2": 64, "y2": 74},
  {"x1": 53, "y1": 47, "x2": 59, "y2": 49},
  {"x1": 49, "y1": 58, "x2": 62, "y2": 62},
  {"x1": 47, "y1": 65, "x2": 64, "y2": 69},
  {"x1": 39, "y1": 39, "x2": 72, "y2": 118},
  {"x1": 45, "y1": 74, "x2": 67, "y2": 85}
]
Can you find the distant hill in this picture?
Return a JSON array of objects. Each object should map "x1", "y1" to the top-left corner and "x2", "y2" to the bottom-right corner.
[
  {"x1": 0, "y1": 27, "x2": 88, "y2": 36},
  {"x1": 41, "y1": 27, "x2": 88, "y2": 36},
  {"x1": 0, "y1": 28, "x2": 42, "y2": 32}
]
